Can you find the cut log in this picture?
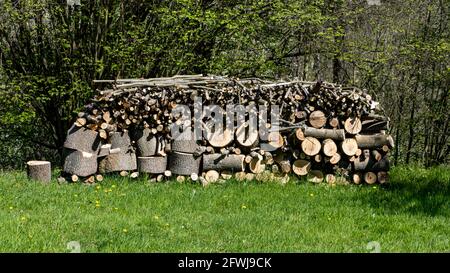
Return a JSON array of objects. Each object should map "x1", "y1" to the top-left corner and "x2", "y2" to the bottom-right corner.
[
  {"x1": 295, "y1": 128, "x2": 305, "y2": 141},
  {"x1": 371, "y1": 150, "x2": 382, "y2": 161},
  {"x1": 314, "y1": 154, "x2": 322, "y2": 163},
  {"x1": 344, "y1": 117, "x2": 362, "y2": 134},
  {"x1": 352, "y1": 173, "x2": 362, "y2": 185},
  {"x1": 236, "y1": 122, "x2": 259, "y2": 148},
  {"x1": 133, "y1": 128, "x2": 157, "y2": 156},
  {"x1": 168, "y1": 152, "x2": 201, "y2": 175},
  {"x1": 71, "y1": 174, "x2": 79, "y2": 182},
  {"x1": 205, "y1": 170, "x2": 220, "y2": 183},
  {"x1": 329, "y1": 118, "x2": 339, "y2": 128},
  {"x1": 235, "y1": 172, "x2": 247, "y2": 181},
  {"x1": 322, "y1": 139, "x2": 338, "y2": 157},
  {"x1": 377, "y1": 171, "x2": 389, "y2": 184},
  {"x1": 325, "y1": 174, "x2": 336, "y2": 184},
  {"x1": 120, "y1": 170, "x2": 129, "y2": 177},
  {"x1": 355, "y1": 134, "x2": 394, "y2": 149},
  {"x1": 329, "y1": 153, "x2": 341, "y2": 164},
  {"x1": 205, "y1": 128, "x2": 233, "y2": 148},
  {"x1": 249, "y1": 154, "x2": 266, "y2": 174},
  {"x1": 95, "y1": 174, "x2": 104, "y2": 182},
  {"x1": 364, "y1": 172, "x2": 377, "y2": 184},
  {"x1": 341, "y1": 138, "x2": 358, "y2": 156},
  {"x1": 303, "y1": 127, "x2": 345, "y2": 140},
  {"x1": 202, "y1": 154, "x2": 245, "y2": 172},
  {"x1": 278, "y1": 160, "x2": 291, "y2": 174},
  {"x1": 353, "y1": 149, "x2": 372, "y2": 171},
  {"x1": 301, "y1": 137, "x2": 321, "y2": 156},
  {"x1": 84, "y1": 175, "x2": 95, "y2": 184},
  {"x1": 137, "y1": 156, "x2": 167, "y2": 174},
  {"x1": 176, "y1": 176, "x2": 186, "y2": 183},
  {"x1": 171, "y1": 129, "x2": 199, "y2": 153},
  {"x1": 309, "y1": 110, "x2": 327, "y2": 128},
  {"x1": 26, "y1": 161, "x2": 51, "y2": 183},
  {"x1": 371, "y1": 156, "x2": 390, "y2": 171},
  {"x1": 64, "y1": 125, "x2": 101, "y2": 154},
  {"x1": 220, "y1": 171, "x2": 233, "y2": 180},
  {"x1": 292, "y1": 159, "x2": 311, "y2": 176},
  {"x1": 98, "y1": 152, "x2": 137, "y2": 173},
  {"x1": 245, "y1": 173, "x2": 255, "y2": 181},
  {"x1": 190, "y1": 173, "x2": 199, "y2": 181},
  {"x1": 63, "y1": 150, "x2": 98, "y2": 177},
  {"x1": 260, "y1": 132, "x2": 284, "y2": 151},
  {"x1": 307, "y1": 170, "x2": 324, "y2": 183}
]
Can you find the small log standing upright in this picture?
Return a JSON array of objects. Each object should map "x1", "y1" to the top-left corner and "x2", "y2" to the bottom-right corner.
[{"x1": 27, "y1": 161, "x2": 51, "y2": 183}]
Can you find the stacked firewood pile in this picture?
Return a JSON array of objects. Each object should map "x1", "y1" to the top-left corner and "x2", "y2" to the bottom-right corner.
[{"x1": 61, "y1": 75, "x2": 393, "y2": 185}]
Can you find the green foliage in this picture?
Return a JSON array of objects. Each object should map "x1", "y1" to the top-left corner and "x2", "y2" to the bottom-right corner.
[{"x1": 0, "y1": 166, "x2": 448, "y2": 252}]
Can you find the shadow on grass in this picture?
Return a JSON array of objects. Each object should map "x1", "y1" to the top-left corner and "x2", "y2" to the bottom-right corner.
[{"x1": 361, "y1": 165, "x2": 450, "y2": 217}]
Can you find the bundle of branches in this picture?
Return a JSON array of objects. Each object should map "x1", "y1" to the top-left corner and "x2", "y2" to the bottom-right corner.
[{"x1": 61, "y1": 75, "x2": 393, "y2": 185}]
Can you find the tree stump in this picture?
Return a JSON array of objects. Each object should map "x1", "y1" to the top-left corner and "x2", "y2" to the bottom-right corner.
[{"x1": 27, "y1": 161, "x2": 51, "y2": 183}]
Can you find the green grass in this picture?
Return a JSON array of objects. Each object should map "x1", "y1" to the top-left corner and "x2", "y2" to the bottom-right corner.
[{"x1": 0, "y1": 166, "x2": 449, "y2": 253}]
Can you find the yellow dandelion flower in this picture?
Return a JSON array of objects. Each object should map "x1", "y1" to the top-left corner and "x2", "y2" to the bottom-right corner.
[
  {"x1": 241, "y1": 205, "x2": 247, "y2": 209},
  {"x1": 95, "y1": 204, "x2": 100, "y2": 208},
  {"x1": 9, "y1": 206, "x2": 13, "y2": 210},
  {"x1": 309, "y1": 193, "x2": 314, "y2": 197},
  {"x1": 96, "y1": 185, "x2": 101, "y2": 190},
  {"x1": 95, "y1": 200, "x2": 100, "y2": 204},
  {"x1": 372, "y1": 186, "x2": 377, "y2": 189},
  {"x1": 154, "y1": 215, "x2": 159, "y2": 220},
  {"x1": 122, "y1": 229, "x2": 128, "y2": 233}
]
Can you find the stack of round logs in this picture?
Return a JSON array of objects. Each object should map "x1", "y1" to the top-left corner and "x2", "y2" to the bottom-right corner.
[{"x1": 61, "y1": 75, "x2": 393, "y2": 185}]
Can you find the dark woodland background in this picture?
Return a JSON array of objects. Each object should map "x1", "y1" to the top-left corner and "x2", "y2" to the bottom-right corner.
[{"x1": 0, "y1": 0, "x2": 448, "y2": 169}]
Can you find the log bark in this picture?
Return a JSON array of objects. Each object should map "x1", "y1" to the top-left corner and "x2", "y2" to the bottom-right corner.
[
  {"x1": 303, "y1": 127, "x2": 345, "y2": 140},
  {"x1": 171, "y1": 129, "x2": 199, "y2": 153},
  {"x1": 202, "y1": 154, "x2": 245, "y2": 172},
  {"x1": 355, "y1": 134, "x2": 394, "y2": 149},
  {"x1": 137, "y1": 156, "x2": 167, "y2": 174},
  {"x1": 64, "y1": 149, "x2": 98, "y2": 177},
  {"x1": 132, "y1": 128, "x2": 157, "y2": 156},
  {"x1": 110, "y1": 131, "x2": 132, "y2": 149},
  {"x1": 168, "y1": 152, "x2": 201, "y2": 175},
  {"x1": 98, "y1": 152, "x2": 137, "y2": 173},
  {"x1": 27, "y1": 161, "x2": 51, "y2": 183},
  {"x1": 64, "y1": 125, "x2": 101, "y2": 154}
]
